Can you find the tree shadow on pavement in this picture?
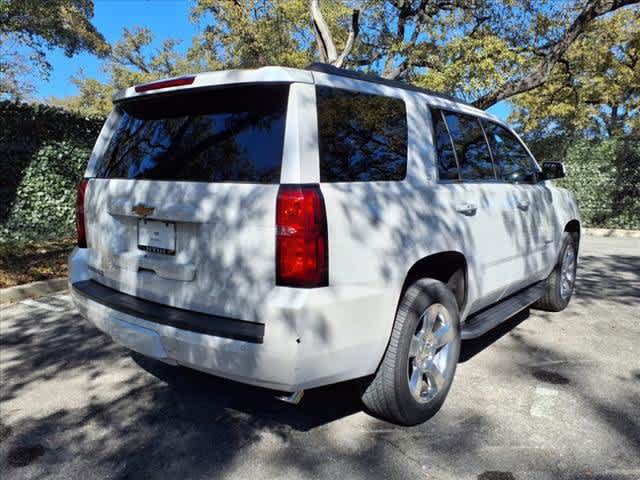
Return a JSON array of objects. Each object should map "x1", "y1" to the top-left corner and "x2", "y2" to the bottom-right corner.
[
  {"x1": 572, "y1": 253, "x2": 640, "y2": 306},
  {"x1": 131, "y1": 353, "x2": 364, "y2": 432},
  {"x1": 1, "y1": 247, "x2": 639, "y2": 479},
  {"x1": 459, "y1": 309, "x2": 531, "y2": 363},
  {"x1": 0, "y1": 294, "x2": 488, "y2": 479}
]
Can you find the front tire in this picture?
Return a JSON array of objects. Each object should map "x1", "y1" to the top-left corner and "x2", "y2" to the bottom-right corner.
[
  {"x1": 533, "y1": 233, "x2": 578, "y2": 312},
  {"x1": 361, "y1": 279, "x2": 461, "y2": 426}
]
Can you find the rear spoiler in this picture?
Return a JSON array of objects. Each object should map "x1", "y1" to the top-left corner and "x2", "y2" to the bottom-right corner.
[{"x1": 112, "y1": 66, "x2": 314, "y2": 103}]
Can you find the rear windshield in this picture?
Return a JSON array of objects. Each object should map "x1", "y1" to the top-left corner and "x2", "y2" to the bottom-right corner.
[
  {"x1": 316, "y1": 86, "x2": 408, "y2": 182},
  {"x1": 97, "y1": 84, "x2": 290, "y2": 183}
]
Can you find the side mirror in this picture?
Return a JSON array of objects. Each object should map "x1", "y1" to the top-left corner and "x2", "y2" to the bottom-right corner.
[{"x1": 541, "y1": 161, "x2": 566, "y2": 180}]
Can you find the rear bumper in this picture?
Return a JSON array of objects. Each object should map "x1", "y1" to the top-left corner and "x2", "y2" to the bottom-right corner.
[
  {"x1": 69, "y1": 248, "x2": 398, "y2": 392},
  {"x1": 70, "y1": 284, "x2": 296, "y2": 390},
  {"x1": 72, "y1": 280, "x2": 264, "y2": 344}
]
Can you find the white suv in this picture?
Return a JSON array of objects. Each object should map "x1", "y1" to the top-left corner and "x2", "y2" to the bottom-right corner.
[{"x1": 69, "y1": 64, "x2": 580, "y2": 425}]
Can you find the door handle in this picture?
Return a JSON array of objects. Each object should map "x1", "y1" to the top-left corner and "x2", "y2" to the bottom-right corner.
[
  {"x1": 517, "y1": 200, "x2": 530, "y2": 211},
  {"x1": 456, "y1": 203, "x2": 477, "y2": 216}
]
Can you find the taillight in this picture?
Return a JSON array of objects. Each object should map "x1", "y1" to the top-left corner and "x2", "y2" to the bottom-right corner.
[
  {"x1": 276, "y1": 185, "x2": 328, "y2": 288},
  {"x1": 76, "y1": 178, "x2": 89, "y2": 248},
  {"x1": 134, "y1": 76, "x2": 195, "y2": 92}
]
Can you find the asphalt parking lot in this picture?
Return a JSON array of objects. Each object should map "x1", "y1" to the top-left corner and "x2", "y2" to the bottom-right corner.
[{"x1": 1, "y1": 236, "x2": 638, "y2": 480}]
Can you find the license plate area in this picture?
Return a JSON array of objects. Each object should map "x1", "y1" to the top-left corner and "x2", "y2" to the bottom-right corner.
[{"x1": 138, "y1": 219, "x2": 176, "y2": 255}]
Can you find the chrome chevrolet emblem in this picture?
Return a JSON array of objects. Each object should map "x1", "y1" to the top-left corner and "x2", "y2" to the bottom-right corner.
[{"x1": 132, "y1": 204, "x2": 154, "y2": 217}]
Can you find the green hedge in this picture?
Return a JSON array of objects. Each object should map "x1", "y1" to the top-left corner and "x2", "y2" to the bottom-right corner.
[
  {"x1": 0, "y1": 101, "x2": 104, "y2": 243},
  {"x1": 0, "y1": 101, "x2": 638, "y2": 244},
  {"x1": 558, "y1": 138, "x2": 640, "y2": 230}
]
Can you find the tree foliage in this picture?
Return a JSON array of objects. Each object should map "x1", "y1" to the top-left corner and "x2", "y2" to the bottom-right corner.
[
  {"x1": 344, "y1": 0, "x2": 638, "y2": 110},
  {"x1": 66, "y1": 0, "x2": 351, "y2": 115},
  {"x1": 195, "y1": 0, "x2": 316, "y2": 68},
  {"x1": 0, "y1": 0, "x2": 109, "y2": 100},
  {"x1": 511, "y1": 7, "x2": 639, "y2": 137},
  {"x1": 64, "y1": 0, "x2": 639, "y2": 133}
]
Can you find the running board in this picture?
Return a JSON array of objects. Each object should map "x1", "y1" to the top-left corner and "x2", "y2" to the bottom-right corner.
[{"x1": 461, "y1": 282, "x2": 544, "y2": 340}]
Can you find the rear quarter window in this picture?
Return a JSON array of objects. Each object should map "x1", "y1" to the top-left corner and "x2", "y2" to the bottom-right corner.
[
  {"x1": 316, "y1": 86, "x2": 408, "y2": 182},
  {"x1": 442, "y1": 111, "x2": 495, "y2": 181},
  {"x1": 432, "y1": 109, "x2": 459, "y2": 181},
  {"x1": 97, "y1": 84, "x2": 289, "y2": 183}
]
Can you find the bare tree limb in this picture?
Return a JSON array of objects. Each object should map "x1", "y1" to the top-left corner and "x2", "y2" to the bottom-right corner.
[
  {"x1": 473, "y1": 0, "x2": 638, "y2": 109},
  {"x1": 335, "y1": 9, "x2": 360, "y2": 68},
  {"x1": 385, "y1": 60, "x2": 408, "y2": 80},
  {"x1": 310, "y1": 0, "x2": 360, "y2": 68},
  {"x1": 311, "y1": 0, "x2": 338, "y2": 63},
  {"x1": 312, "y1": 21, "x2": 328, "y2": 61}
]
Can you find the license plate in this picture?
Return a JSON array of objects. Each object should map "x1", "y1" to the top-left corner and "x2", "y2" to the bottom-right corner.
[{"x1": 138, "y1": 219, "x2": 176, "y2": 255}]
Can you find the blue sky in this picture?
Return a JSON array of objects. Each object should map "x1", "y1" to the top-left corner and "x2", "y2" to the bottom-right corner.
[
  {"x1": 37, "y1": 0, "x2": 196, "y2": 99},
  {"x1": 35, "y1": 0, "x2": 511, "y2": 119}
]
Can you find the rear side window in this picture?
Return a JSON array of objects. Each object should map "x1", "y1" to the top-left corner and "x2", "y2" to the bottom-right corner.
[
  {"x1": 316, "y1": 86, "x2": 408, "y2": 182},
  {"x1": 483, "y1": 121, "x2": 538, "y2": 183},
  {"x1": 97, "y1": 84, "x2": 289, "y2": 183},
  {"x1": 431, "y1": 109, "x2": 459, "y2": 181},
  {"x1": 442, "y1": 112, "x2": 495, "y2": 181}
]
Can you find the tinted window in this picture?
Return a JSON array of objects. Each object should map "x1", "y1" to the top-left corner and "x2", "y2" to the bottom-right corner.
[
  {"x1": 443, "y1": 112, "x2": 495, "y2": 181},
  {"x1": 316, "y1": 86, "x2": 407, "y2": 182},
  {"x1": 483, "y1": 122, "x2": 538, "y2": 183},
  {"x1": 432, "y1": 109, "x2": 459, "y2": 181},
  {"x1": 97, "y1": 84, "x2": 289, "y2": 183}
]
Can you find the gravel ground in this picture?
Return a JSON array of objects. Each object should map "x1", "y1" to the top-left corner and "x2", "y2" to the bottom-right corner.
[{"x1": 1, "y1": 236, "x2": 638, "y2": 480}]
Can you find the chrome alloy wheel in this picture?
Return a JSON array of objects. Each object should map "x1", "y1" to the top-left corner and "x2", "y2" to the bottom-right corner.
[
  {"x1": 560, "y1": 244, "x2": 577, "y2": 300},
  {"x1": 407, "y1": 303, "x2": 457, "y2": 404}
]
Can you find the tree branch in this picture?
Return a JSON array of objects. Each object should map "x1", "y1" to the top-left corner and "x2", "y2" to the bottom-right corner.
[
  {"x1": 382, "y1": 1, "x2": 414, "y2": 78},
  {"x1": 311, "y1": 1, "x2": 360, "y2": 67},
  {"x1": 473, "y1": 0, "x2": 638, "y2": 110},
  {"x1": 335, "y1": 9, "x2": 360, "y2": 67},
  {"x1": 385, "y1": 61, "x2": 408, "y2": 80},
  {"x1": 311, "y1": 0, "x2": 338, "y2": 63}
]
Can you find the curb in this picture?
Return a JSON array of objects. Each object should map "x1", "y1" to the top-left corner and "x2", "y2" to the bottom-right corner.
[
  {"x1": 1, "y1": 278, "x2": 68, "y2": 306},
  {"x1": 584, "y1": 228, "x2": 640, "y2": 239},
  {"x1": 0, "y1": 228, "x2": 636, "y2": 305}
]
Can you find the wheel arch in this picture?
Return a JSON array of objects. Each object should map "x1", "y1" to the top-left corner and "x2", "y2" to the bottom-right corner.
[
  {"x1": 564, "y1": 219, "x2": 581, "y2": 250},
  {"x1": 400, "y1": 251, "x2": 468, "y2": 312}
]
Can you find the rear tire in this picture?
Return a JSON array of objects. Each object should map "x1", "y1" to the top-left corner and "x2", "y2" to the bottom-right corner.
[
  {"x1": 532, "y1": 233, "x2": 578, "y2": 312},
  {"x1": 361, "y1": 279, "x2": 460, "y2": 426}
]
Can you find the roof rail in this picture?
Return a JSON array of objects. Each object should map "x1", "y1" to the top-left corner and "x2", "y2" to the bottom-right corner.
[{"x1": 306, "y1": 63, "x2": 469, "y2": 105}]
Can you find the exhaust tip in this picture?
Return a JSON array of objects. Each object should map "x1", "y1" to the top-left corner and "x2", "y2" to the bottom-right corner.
[{"x1": 275, "y1": 390, "x2": 304, "y2": 405}]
